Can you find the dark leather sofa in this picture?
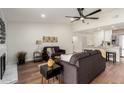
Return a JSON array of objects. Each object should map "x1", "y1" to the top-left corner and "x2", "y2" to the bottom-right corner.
[
  {"x1": 56, "y1": 50, "x2": 106, "y2": 84},
  {"x1": 42, "y1": 46, "x2": 65, "y2": 61}
]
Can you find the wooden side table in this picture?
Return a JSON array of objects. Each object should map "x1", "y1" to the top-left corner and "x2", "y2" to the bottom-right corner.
[
  {"x1": 40, "y1": 64, "x2": 62, "y2": 84},
  {"x1": 33, "y1": 51, "x2": 42, "y2": 62}
]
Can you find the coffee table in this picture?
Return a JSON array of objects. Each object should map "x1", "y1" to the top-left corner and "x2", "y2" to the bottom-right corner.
[{"x1": 40, "y1": 63, "x2": 62, "y2": 84}]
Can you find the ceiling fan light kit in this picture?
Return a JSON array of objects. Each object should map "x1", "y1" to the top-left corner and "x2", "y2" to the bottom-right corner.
[
  {"x1": 80, "y1": 17, "x2": 84, "y2": 20},
  {"x1": 70, "y1": 18, "x2": 75, "y2": 21},
  {"x1": 65, "y1": 8, "x2": 102, "y2": 23}
]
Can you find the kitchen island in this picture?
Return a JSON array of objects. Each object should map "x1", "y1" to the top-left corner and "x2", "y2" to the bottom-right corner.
[{"x1": 83, "y1": 46, "x2": 120, "y2": 62}]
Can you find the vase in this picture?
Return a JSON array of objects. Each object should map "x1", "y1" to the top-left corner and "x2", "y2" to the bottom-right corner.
[{"x1": 48, "y1": 58, "x2": 55, "y2": 68}]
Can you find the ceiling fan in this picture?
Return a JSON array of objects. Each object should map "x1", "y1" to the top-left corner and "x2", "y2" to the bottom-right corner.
[{"x1": 65, "y1": 8, "x2": 102, "y2": 23}]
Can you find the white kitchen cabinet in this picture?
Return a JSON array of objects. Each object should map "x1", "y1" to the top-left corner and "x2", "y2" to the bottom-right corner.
[{"x1": 104, "y1": 30, "x2": 112, "y2": 42}]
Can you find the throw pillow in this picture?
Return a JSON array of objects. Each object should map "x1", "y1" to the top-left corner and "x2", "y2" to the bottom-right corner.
[
  {"x1": 52, "y1": 48, "x2": 55, "y2": 54},
  {"x1": 54, "y1": 47, "x2": 59, "y2": 52},
  {"x1": 61, "y1": 54, "x2": 73, "y2": 62},
  {"x1": 97, "y1": 48, "x2": 106, "y2": 58},
  {"x1": 47, "y1": 48, "x2": 53, "y2": 57}
]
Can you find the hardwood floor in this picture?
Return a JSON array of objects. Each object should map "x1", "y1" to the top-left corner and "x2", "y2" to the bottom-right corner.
[
  {"x1": 17, "y1": 61, "x2": 60, "y2": 84},
  {"x1": 17, "y1": 61, "x2": 124, "y2": 84},
  {"x1": 91, "y1": 62, "x2": 124, "y2": 84}
]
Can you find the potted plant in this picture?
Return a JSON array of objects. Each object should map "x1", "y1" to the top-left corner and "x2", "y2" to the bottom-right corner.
[{"x1": 17, "y1": 51, "x2": 27, "y2": 65}]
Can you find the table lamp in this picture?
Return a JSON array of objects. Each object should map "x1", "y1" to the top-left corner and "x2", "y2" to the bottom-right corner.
[{"x1": 36, "y1": 40, "x2": 42, "y2": 51}]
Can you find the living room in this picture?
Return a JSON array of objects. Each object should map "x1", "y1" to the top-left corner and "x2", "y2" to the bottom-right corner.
[
  {"x1": 1, "y1": 0, "x2": 124, "y2": 92},
  {"x1": 0, "y1": 8, "x2": 74, "y2": 83},
  {"x1": 1, "y1": 8, "x2": 124, "y2": 84}
]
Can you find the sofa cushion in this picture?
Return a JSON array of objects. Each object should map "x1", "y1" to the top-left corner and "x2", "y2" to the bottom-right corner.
[
  {"x1": 88, "y1": 50, "x2": 98, "y2": 55},
  {"x1": 84, "y1": 50, "x2": 98, "y2": 55},
  {"x1": 54, "y1": 47, "x2": 59, "y2": 52},
  {"x1": 69, "y1": 52, "x2": 89, "y2": 65},
  {"x1": 51, "y1": 48, "x2": 55, "y2": 54},
  {"x1": 47, "y1": 48, "x2": 53, "y2": 56},
  {"x1": 84, "y1": 49, "x2": 93, "y2": 53}
]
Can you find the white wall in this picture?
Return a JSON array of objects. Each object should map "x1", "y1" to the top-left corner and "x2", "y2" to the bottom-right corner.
[
  {"x1": 94, "y1": 31, "x2": 104, "y2": 46},
  {"x1": 72, "y1": 33, "x2": 94, "y2": 52},
  {"x1": 73, "y1": 30, "x2": 112, "y2": 51},
  {"x1": 104, "y1": 30, "x2": 112, "y2": 42},
  {"x1": 7, "y1": 22, "x2": 73, "y2": 63},
  {"x1": 86, "y1": 34, "x2": 94, "y2": 46},
  {"x1": 72, "y1": 35, "x2": 83, "y2": 52},
  {"x1": 89, "y1": 30, "x2": 112, "y2": 46}
]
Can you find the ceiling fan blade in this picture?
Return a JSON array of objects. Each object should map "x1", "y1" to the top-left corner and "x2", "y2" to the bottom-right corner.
[
  {"x1": 81, "y1": 8, "x2": 84, "y2": 11},
  {"x1": 85, "y1": 17, "x2": 99, "y2": 19},
  {"x1": 77, "y1": 8, "x2": 84, "y2": 17},
  {"x1": 71, "y1": 18, "x2": 80, "y2": 23},
  {"x1": 65, "y1": 16, "x2": 80, "y2": 18},
  {"x1": 85, "y1": 9, "x2": 101, "y2": 17}
]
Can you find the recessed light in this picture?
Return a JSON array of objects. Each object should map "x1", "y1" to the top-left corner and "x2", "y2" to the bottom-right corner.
[
  {"x1": 41, "y1": 14, "x2": 46, "y2": 18},
  {"x1": 111, "y1": 26, "x2": 115, "y2": 28}
]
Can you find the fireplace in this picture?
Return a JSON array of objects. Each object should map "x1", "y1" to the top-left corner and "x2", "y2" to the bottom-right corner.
[
  {"x1": 0, "y1": 53, "x2": 6, "y2": 79},
  {"x1": 0, "y1": 17, "x2": 6, "y2": 80}
]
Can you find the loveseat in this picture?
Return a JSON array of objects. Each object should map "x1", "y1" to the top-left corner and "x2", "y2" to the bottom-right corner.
[
  {"x1": 42, "y1": 46, "x2": 65, "y2": 61},
  {"x1": 56, "y1": 50, "x2": 106, "y2": 84}
]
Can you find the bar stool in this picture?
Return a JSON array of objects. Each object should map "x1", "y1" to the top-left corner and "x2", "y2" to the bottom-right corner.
[{"x1": 106, "y1": 51, "x2": 116, "y2": 63}]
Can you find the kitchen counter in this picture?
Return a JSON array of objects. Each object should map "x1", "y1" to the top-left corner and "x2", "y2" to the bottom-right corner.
[{"x1": 83, "y1": 46, "x2": 120, "y2": 62}]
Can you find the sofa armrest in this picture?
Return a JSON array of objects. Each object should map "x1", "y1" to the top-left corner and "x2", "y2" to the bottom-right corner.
[
  {"x1": 59, "y1": 49, "x2": 66, "y2": 54},
  {"x1": 55, "y1": 59, "x2": 78, "y2": 84}
]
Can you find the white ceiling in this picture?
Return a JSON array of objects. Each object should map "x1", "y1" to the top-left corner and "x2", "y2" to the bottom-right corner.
[
  {"x1": 2, "y1": 8, "x2": 114, "y2": 23},
  {"x1": 77, "y1": 22, "x2": 124, "y2": 34}
]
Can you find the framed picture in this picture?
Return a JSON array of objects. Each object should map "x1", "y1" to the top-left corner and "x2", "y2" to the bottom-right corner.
[{"x1": 42, "y1": 36, "x2": 58, "y2": 43}]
